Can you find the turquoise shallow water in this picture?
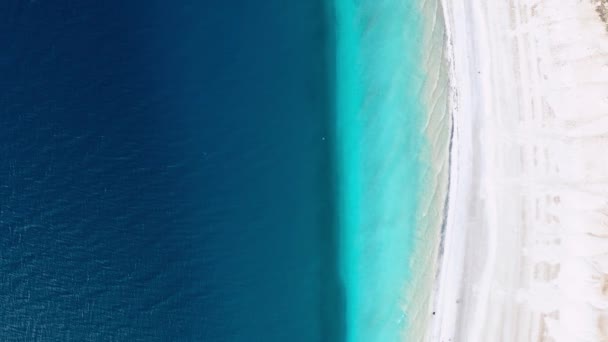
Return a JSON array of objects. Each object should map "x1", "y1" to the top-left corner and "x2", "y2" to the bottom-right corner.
[{"x1": 335, "y1": 0, "x2": 435, "y2": 340}]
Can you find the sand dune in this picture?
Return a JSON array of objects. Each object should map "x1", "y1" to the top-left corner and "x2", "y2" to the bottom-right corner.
[{"x1": 432, "y1": 0, "x2": 608, "y2": 341}]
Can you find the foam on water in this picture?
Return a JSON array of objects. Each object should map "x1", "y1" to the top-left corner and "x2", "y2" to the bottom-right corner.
[{"x1": 334, "y1": 0, "x2": 450, "y2": 340}]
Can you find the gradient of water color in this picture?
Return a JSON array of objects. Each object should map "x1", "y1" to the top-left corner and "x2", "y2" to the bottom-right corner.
[{"x1": 0, "y1": 0, "x2": 447, "y2": 340}]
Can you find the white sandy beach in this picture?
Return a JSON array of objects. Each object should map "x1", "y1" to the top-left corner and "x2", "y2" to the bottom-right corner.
[{"x1": 432, "y1": 0, "x2": 608, "y2": 341}]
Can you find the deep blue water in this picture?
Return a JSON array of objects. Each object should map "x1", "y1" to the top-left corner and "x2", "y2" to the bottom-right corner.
[{"x1": 0, "y1": 1, "x2": 339, "y2": 341}]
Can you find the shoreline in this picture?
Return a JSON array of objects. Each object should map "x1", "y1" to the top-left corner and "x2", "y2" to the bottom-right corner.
[
  {"x1": 430, "y1": 1, "x2": 468, "y2": 339},
  {"x1": 432, "y1": 0, "x2": 608, "y2": 340},
  {"x1": 402, "y1": 0, "x2": 452, "y2": 340}
]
